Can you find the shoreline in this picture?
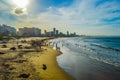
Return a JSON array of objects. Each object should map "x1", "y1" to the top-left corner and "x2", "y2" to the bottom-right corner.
[{"x1": 29, "y1": 46, "x2": 74, "y2": 80}]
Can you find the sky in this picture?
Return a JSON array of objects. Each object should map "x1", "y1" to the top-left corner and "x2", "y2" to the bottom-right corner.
[{"x1": 0, "y1": 0, "x2": 120, "y2": 36}]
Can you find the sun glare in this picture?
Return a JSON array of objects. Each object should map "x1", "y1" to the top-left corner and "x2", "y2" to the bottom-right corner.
[{"x1": 13, "y1": 0, "x2": 29, "y2": 8}]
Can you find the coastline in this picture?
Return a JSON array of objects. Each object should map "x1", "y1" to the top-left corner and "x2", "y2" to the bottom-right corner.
[{"x1": 29, "y1": 46, "x2": 73, "y2": 80}]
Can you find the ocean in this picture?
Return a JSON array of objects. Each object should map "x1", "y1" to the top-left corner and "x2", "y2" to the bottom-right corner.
[{"x1": 49, "y1": 37, "x2": 120, "y2": 80}]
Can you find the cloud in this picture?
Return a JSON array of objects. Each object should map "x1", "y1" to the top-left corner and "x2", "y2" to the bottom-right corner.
[
  {"x1": 33, "y1": 0, "x2": 120, "y2": 26},
  {"x1": 13, "y1": 8, "x2": 27, "y2": 16},
  {"x1": 0, "y1": 0, "x2": 120, "y2": 35},
  {"x1": 21, "y1": 0, "x2": 120, "y2": 35},
  {"x1": 0, "y1": 0, "x2": 19, "y2": 24}
]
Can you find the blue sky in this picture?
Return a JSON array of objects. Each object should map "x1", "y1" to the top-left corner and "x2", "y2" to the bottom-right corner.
[{"x1": 0, "y1": 0, "x2": 120, "y2": 36}]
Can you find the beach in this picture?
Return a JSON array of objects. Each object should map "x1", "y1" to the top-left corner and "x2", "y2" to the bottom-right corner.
[
  {"x1": 0, "y1": 37, "x2": 73, "y2": 80},
  {"x1": 1, "y1": 37, "x2": 120, "y2": 80}
]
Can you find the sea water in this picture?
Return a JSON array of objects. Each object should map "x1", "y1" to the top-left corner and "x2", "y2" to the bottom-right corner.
[{"x1": 49, "y1": 37, "x2": 120, "y2": 80}]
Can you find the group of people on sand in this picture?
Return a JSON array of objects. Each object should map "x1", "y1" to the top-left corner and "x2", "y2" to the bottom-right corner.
[{"x1": 49, "y1": 41, "x2": 63, "y2": 51}]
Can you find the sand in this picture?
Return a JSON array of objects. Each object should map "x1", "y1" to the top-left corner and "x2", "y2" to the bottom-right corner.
[
  {"x1": 0, "y1": 37, "x2": 73, "y2": 80},
  {"x1": 29, "y1": 46, "x2": 73, "y2": 80}
]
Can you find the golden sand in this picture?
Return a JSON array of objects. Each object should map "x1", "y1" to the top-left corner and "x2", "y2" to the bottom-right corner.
[{"x1": 29, "y1": 46, "x2": 73, "y2": 80}]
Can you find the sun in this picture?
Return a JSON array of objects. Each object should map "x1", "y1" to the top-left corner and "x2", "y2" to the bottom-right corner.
[{"x1": 13, "y1": 0, "x2": 29, "y2": 8}]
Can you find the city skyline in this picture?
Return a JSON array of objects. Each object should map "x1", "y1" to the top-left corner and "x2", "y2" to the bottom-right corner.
[
  {"x1": 0, "y1": 24, "x2": 78, "y2": 37},
  {"x1": 0, "y1": 0, "x2": 120, "y2": 36}
]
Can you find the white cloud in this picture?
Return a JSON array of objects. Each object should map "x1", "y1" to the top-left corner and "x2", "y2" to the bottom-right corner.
[{"x1": 15, "y1": 0, "x2": 119, "y2": 35}]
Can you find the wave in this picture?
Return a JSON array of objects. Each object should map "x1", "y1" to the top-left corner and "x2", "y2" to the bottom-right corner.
[
  {"x1": 65, "y1": 40, "x2": 120, "y2": 67},
  {"x1": 49, "y1": 37, "x2": 120, "y2": 67},
  {"x1": 91, "y1": 43, "x2": 120, "y2": 52}
]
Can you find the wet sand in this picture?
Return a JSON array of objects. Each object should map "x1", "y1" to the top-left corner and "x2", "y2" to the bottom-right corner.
[
  {"x1": 57, "y1": 49, "x2": 120, "y2": 80},
  {"x1": 73, "y1": 56, "x2": 120, "y2": 80}
]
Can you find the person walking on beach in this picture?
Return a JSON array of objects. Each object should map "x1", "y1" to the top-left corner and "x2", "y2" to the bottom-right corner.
[
  {"x1": 56, "y1": 43, "x2": 58, "y2": 49},
  {"x1": 56, "y1": 43, "x2": 60, "y2": 50}
]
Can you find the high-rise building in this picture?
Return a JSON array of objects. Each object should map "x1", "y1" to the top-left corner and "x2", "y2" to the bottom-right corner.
[
  {"x1": 34, "y1": 28, "x2": 41, "y2": 36},
  {"x1": 0, "y1": 24, "x2": 16, "y2": 36},
  {"x1": 67, "y1": 31, "x2": 69, "y2": 36},
  {"x1": 44, "y1": 30, "x2": 47, "y2": 36},
  {"x1": 74, "y1": 32, "x2": 76, "y2": 36},
  {"x1": 53, "y1": 28, "x2": 56, "y2": 36},
  {"x1": 18, "y1": 27, "x2": 41, "y2": 37},
  {"x1": 56, "y1": 30, "x2": 59, "y2": 36}
]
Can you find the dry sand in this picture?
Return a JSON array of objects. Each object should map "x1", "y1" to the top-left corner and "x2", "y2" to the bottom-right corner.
[{"x1": 0, "y1": 38, "x2": 73, "y2": 80}]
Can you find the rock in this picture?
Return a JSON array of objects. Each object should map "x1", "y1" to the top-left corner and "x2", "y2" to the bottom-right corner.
[
  {"x1": 42, "y1": 64, "x2": 47, "y2": 70},
  {"x1": 0, "y1": 52, "x2": 5, "y2": 54},
  {"x1": 18, "y1": 74, "x2": 30, "y2": 78}
]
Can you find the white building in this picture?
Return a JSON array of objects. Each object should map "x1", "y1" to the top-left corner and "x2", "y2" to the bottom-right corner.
[{"x1": 18, "y1": 27, "x2": 41, "y2": 37}]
